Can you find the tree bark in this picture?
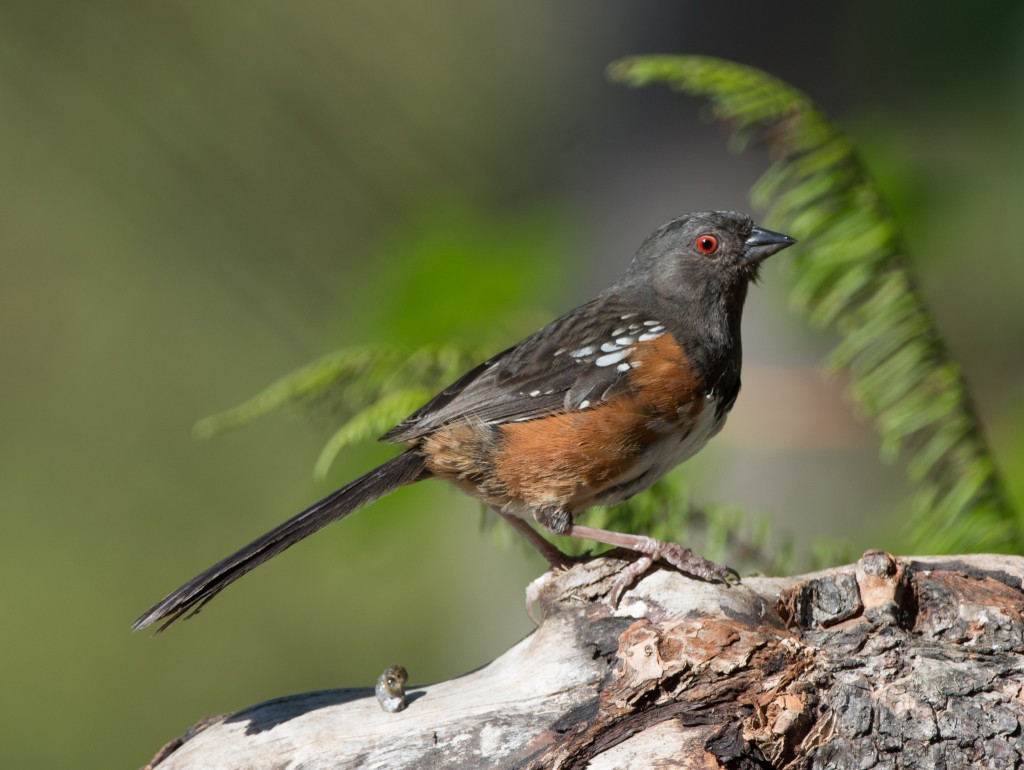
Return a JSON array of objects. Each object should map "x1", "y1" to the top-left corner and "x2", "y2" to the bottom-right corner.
[{"x1": 144, "y1": 551, "x2": 1024, "y2": 769}]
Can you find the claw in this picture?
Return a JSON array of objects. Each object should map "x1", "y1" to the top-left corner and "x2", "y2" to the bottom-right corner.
[
  {"x1": 608, "y1": 555, "x2": 653, "y2": 607},
  {"x1": 523, "y1": 540, "x2": 738, "y2": 619},
  {"x1": 603, "y1": 538, "x2": 739, "y2": 607}
]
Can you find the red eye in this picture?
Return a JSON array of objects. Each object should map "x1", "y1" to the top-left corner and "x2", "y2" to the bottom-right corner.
[{"x1": 695, "y1": 234, "x2": 718, "y2": 254}]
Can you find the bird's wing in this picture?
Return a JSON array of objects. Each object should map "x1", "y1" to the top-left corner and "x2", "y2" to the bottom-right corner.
[{"x1": 381, "y1": 296, "x2": 673, "y2": 443}]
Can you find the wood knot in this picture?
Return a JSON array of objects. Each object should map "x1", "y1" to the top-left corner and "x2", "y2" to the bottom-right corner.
[
  {"x1": 778, "y1": 550, "x2": 915, "y2": 630},
  {"x1": 855, "y1": 549, "x2": 911, "y2": 622}
]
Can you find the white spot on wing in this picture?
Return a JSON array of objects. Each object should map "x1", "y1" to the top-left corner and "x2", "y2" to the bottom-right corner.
[
  {"x1": 620, "y1": 313, "x2": 636, "y2": 320},
  {"x1": 616, "y1": 362, "x2": 630, "y2": 372},
  {"x1": 529, "y1": 390, "x2": 541, "y2": 397},
  {"x1": 595, "y1": 350, "x2": 628, "y2": 367},
  {"x1": 579, "y1": 399, "x2": 590, "y2": 409},
  {"x1": 615, "y1": 336, "x2": 635, "y2": 346},
  {"x1": 637, "y1": 332, "x2": 663, "y2": 342},
  {"x1": 600, "y1": 342, "x2": 621, "y2": 353},
  {"x1": 569, "y1": 346, "x2": 594, "y2": 358}
]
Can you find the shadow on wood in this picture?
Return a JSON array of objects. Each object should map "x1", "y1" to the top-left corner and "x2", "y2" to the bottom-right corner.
[{"x1": 144, "y1": 551, "x2": 1024, "y2": 769}]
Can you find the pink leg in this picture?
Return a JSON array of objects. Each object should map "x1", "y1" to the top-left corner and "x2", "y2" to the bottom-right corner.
[
  {"x1": 494, "y1": 508, "x2": 572, "y2": 567},
  {"x1": 568, "y1": 524, "x2": 739, "y2": 605},
  {"x1": 493, "y1": 508, "x2": 578, "y2": 623}
]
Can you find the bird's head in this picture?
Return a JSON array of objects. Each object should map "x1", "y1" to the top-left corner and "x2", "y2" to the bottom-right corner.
[{"x1": 625, "y1": 210, "x2": 796, "y2": 299}]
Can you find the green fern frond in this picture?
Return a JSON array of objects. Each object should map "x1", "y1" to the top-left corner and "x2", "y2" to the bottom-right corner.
[
  {"x1": 193, "y1": 347, "x2": 403, "y2": 440},
  {"x1": 609, "y1": 55, "x2": 1019, "y2": 553},
  {"x1": 313, "y1": 388, "x2": 434, "y2": 479},
  {"x1": 194, "y1": 344, "x2": 477, "y2": 464}
]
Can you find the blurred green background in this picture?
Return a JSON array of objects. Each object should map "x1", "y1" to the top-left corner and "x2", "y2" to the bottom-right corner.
[{"x1": 2, "y1": 2, "x2": 1022, "y2": 768}]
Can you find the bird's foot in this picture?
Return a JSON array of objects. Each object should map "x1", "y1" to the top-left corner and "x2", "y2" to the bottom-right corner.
[{"x1": 606, "y1": 536, "x2": 739, "y2": 606}]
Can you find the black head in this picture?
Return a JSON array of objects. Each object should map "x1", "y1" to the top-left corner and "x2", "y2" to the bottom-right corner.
[{"x1": 624, "y1": 211, "x2": 795, "y2": 298}]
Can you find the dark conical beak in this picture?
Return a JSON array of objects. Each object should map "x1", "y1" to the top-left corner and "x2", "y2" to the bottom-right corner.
[{"x1": 744, "y1": 226, "x2": 797, "y2": 264}]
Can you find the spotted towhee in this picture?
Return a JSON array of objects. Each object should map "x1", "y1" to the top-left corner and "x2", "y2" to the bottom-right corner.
[{"x1": 135, "y1": 210, "x2": 795, "y2": 631}]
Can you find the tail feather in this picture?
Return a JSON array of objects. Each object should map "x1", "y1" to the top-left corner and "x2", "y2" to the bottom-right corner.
[{"x1": 133, "y1": 452, "x2": 427, "y2": 632}]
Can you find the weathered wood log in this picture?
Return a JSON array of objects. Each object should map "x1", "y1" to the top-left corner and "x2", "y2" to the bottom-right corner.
[{"x1": 145, "y1": 551, "x2": 1024, "y2": 769}]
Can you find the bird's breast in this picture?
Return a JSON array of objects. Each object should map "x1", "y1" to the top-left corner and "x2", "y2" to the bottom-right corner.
[{"x1": 592, "y1": 392, "x2": 726, "y2": 507}]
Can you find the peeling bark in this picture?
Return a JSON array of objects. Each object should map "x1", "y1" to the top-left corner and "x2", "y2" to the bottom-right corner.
[{"x1": 144, "y1": 552, "x2": 1024, "y2": 769}]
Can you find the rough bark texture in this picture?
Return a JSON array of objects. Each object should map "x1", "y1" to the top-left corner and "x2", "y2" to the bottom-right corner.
[{"x1": 145, "y1": 552, "x2": 1024, "y2": 769}]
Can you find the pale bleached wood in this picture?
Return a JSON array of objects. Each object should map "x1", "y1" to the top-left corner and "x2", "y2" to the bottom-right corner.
[{"x1": 146, "y1": 552, "x2": 1024, "y2": 770}]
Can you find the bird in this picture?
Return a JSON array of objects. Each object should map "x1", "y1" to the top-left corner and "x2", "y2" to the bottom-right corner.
[{"x1": 133, "y1": 210, "x2": 795, "y2": 632}]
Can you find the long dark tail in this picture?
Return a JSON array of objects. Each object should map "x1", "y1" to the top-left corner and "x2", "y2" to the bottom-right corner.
[{"x1": 133, "y1": 452, "x2": 428, "y2": 632}]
